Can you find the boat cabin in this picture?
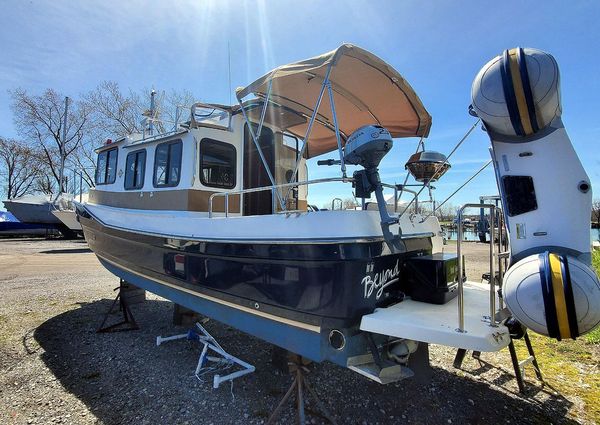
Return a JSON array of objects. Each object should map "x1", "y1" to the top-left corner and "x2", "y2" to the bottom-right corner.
[{"x1": 90, "y1": 103, "x2": 308, "y2": 216}]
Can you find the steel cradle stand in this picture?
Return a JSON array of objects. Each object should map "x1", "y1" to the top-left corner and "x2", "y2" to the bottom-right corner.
[
  {"x1": 453, "y1": 329, "x2": 544, "y2": 393},
  {"x1": 97, "y1": 279, "x2": 140, "y2": 333},
  {"x1": 267, "y1": 353, "x2": 337, "y2": 425}
]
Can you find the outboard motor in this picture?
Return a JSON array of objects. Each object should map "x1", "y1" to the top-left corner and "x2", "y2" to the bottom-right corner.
[
  {"x1": 471, "y1": 47, "x2": 600, "y2": 340},
  {"x1": 345, "y1": 125, "x2": 397, "y2": 226}
]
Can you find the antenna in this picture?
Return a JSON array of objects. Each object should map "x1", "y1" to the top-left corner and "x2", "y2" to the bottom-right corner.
[
  {"x1": 57, "y1": 96, "x2": 69, "y2": 198},
  {"x1": 149, "y1": 89, "x2": 156, "y2": 135},
  {"x1": 228, "y1": 41, "x2": 232, "y2": 105}
]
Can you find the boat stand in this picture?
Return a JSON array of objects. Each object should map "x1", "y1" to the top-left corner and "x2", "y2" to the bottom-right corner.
[
  {"x1": 453, "y1": 330, "x2": 543, "y2": 393},
  {"x1": 97, "y1": 280, "x2": 139, "y2": 333},
  {"x1": 156, "y1": 322, "x2": 255, "y2": 389},
  {"x1": 267, "y1": 353, "x2": 337, "y2": 425}
]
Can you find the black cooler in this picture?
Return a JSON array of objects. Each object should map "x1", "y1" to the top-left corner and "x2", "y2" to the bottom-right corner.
[{"x1": 401, "y1": 253, "x2": 462, "y2": 304}]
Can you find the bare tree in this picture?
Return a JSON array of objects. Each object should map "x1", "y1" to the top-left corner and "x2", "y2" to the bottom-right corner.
[
  {"x1": 33, "y1": 171, "x2": 55, "y2": 195},
  {"x1": 10, "y1": 88, "x2": 92, "y2": 192},
  {"x1": 435, "y1": 202, "x2": 456, "y2": 223},
  {"x1": 84, "y1": 82, "x2": 196, "y2": 138},
  {"x1": 67, "y1": 146, "x2": 96, "y2": 188},
  {"x1": 83, "y1": 81, "x2": 142, "y2": 138},
  {"x1": 342, "y1": 197, "x2": 357, "y2": 210},
  {"x1": 0, "y1": 138, "x2": 44, "y2": 199},
  {"x1": 161, "y1": 88, "x2": 195, "y2": 127}
]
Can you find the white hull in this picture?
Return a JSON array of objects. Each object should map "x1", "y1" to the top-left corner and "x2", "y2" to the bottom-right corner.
[
  {"x1": 3, "y1": 196, "x2": 60, "y2": 225},
  {"x1": 51, "y1": 210, "x2": 82, "y2": 231}
]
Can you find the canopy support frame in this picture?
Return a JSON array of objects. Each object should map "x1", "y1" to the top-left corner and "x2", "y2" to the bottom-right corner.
[
  {"x1": 238, "y1": 60, "x2": 345, "y2": 209},
  {"x1": 326, "y1": 82, "x2": 347, "y2": 179},
  {"x1": 282, "y1": 62, "x2": 337, "y2": 202}
]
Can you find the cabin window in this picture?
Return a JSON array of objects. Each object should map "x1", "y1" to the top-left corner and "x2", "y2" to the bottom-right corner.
[
  {"x1": 124, "y1": 149, "x2": 146, "y2": 190},
  {"x1": 282, "y1": 133, "x2": 299, "y2": 154},
  {"x1": 95, "y1": 147, "x2": 118, "y2": 185},
  {"x1": 199, "y1": 139, "x2": 236, "y2": 189},
  {"x1": 153, "y1": 140, "x2": 182, "y2": 187}
]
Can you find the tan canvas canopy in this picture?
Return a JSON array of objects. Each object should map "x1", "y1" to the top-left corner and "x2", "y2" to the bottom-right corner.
[{"x1": 236, "y1": 43, "x2": 432, "y2": 158}]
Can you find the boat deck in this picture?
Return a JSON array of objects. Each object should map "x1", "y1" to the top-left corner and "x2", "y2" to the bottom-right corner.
[{"x1": 360, "y1": 281, "x2": 511, "y2": 352}]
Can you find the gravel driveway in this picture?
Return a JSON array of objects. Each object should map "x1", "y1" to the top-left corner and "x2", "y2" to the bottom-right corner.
[{"x1": 0, "y1": 238, "x2": 590, "y2": 424}]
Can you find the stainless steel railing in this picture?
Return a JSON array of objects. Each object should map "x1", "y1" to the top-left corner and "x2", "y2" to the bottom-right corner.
[
  {"x1": 208, "y1": 178, "x2": 421, "y2": 217},
  {"x1": 456, "y1": 203, "x2": 504, "y2": 332},
  {"x1": 382, "y1": 184, "x2": 418, "y2": 214},
  {"x1": 209, "y1": 177, "x2": 349, "y2": 218}
]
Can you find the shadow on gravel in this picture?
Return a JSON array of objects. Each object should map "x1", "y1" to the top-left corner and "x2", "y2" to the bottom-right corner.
[
  {"x1": 0, "y1": 237, "x2": 47, "y2": 242},
  {"x1": 34, "y1": 298, "x2": 579, "y2": 425},
  {"x1": 39, "y1": 248, "x2": 92, "y2": 254}
]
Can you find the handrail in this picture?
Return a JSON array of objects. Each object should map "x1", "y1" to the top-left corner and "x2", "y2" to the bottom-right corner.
[
  {"x1": 496, "y1": 209, "x2": 508, "y2": 310},
  {"x1": 381, "y1": 183, "x2": 419, "y2": 214},
  {"x1": 208, "y1": 177, "x2": 421, "y2": 217},
  {"x1": 208, "y1": 177, "x2": 351, "y2": 217},
  {"x1": 331, "y1": 198, "x2": 343, "y2": 210},
  {"x1": 456, "y1": 203, "x2": 502, "y2": 332}
]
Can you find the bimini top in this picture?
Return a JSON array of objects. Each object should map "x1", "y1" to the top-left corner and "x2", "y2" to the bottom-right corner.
[{"x1": 236, "y1": 43, "x2": 432, "y2": 158}]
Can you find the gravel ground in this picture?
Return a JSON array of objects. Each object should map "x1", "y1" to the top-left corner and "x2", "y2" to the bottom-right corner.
[{"x1": 0, "y1": 238, "x2": 592, "y2": 424}]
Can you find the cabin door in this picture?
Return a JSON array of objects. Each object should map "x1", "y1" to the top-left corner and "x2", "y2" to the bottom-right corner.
[{"x1": 243, "y1": 124, "x2": 275, "y2": 216}]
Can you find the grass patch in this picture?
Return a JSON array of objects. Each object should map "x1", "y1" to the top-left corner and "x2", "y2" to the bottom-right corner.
[
  {"x1": 584, "y1": 326, "x2": 600, "y2": 344},
  {"x1": 511, "y1": 250, "x2": 600, "y2": 423},
  {"x1": 592, "y1": 250, "x2": 600, "y2": 277},
  {"x1": 586, "y1": 250, "x2": 600, "y2": 344},
  {"x1": 515, "y1": 333, "x2": 600, "y2": 424}
]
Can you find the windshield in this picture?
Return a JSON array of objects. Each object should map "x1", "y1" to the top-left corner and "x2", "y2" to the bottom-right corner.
[{"x1": 191, "y1": 104, "x2": 230, "y2": 129}]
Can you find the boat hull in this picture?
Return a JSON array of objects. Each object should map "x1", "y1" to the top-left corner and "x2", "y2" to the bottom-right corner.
[
  {"x1": 3, "y1": 199, "x2": 61, "y2": 225},
  {"x1": 0, "y1": 221, "x2": 53, "y2": 237},
  {"x1": 98, "y1": 256, "x2": 326, "y2": 360},
  {"x1": 51, "y1": 210, "x2": 82, "y2": 231},
  {"x1": 78, "y1": 205, "x2": 432, "y2": 363}
]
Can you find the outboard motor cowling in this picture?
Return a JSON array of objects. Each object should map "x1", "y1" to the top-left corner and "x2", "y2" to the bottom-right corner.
[
  {"x1": 345, "y1": 125, "x2": 397, "y2": 227},
  {"x1": 471, "y1": 47, "x2": 600, "y2": 340},
  {"x1": 344, "y1": 125, "x2": 393, "y2": 168}
]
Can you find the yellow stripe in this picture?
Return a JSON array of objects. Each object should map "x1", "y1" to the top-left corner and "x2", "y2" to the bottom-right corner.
[
  {"x1": 96, "y1": 253, "x2": 322, "y2": 334},
  {"x1": 549, "y1": 253, "x2": 571, "y2": 339},
  {"x1": 507, "y1": 48, "x2": 534, "y2": 136}
]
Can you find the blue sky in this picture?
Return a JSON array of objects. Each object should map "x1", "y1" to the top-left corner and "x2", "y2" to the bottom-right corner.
[{"x1": 1, "y1": 0, "x2": 599, "y2": 209}]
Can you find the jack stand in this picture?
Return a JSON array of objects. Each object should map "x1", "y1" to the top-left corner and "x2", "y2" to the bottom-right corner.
[
  {"x1": 452, "y1": 348, "x2": 480, "y2": 369},
  {"x1": 267, "y1": 354, "x2": 337, "y2": 425},
  {"x1": 97, "y1": 280, "x2": 139, "y2": 333},
  {"x1": 506, "y1": 331, "x2": 544, "y2": 393},
  {"x1": 156, "y1": 322, "x2": 255, "y2": 389},
  {"x1": 453, "y1": 330, "x2": 543, "y2": 393}
]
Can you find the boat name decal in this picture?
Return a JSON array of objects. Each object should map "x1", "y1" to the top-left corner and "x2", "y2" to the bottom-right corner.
[{"x1": 362, "y1": 260, "x2": 400, "y2": 300}]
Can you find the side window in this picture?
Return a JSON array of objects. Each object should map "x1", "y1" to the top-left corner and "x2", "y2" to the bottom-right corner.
[
  {"x1": 124, "y1": 149, "x2": 146, "y2": 190},
  {"x1": 154, "y1": 140, "x2": 182, "y2": 187},
  {"x1": 95, "y1": 147, "x2": 118, "y2": 185},
  {"x1": 199, "y1": 139, "x2": 236, "y2": 189}
]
